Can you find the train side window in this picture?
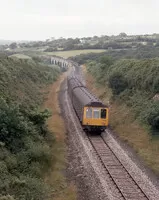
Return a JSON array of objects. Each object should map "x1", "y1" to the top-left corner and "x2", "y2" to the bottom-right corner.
[
  {"x1": 86, "y1": 108, "x2": 92, "y2": 118},
  {"x1": 93, "y1": 109, "x2": 100, "y2": 119},
  {"x1": 101, "y1": 109, "x2": 106, "y2": 118}
]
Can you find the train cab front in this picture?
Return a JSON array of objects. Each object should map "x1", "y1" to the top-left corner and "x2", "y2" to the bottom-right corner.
[{"x1": 82, "y1": 106, "x2": 109, "y2": 134}]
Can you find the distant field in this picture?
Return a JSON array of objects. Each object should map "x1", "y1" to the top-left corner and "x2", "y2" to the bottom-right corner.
[
  {"x1": 44, "y1": 49, "x2": 106, "y2": 58},
  {"x1": 10, "y1": 54, "x2": 32, "y2": 59}
]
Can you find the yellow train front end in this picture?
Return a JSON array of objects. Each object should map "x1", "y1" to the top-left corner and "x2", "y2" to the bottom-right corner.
[{"x1": 82, "y1": 106, "x2": 109, "y2": 133}]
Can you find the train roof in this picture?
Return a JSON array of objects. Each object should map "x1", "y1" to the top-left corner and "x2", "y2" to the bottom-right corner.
[
  {"x1": 73, "y1": 87, "x2": 106, "y2": 107},
  {"x1": 68, "y1": 75, "x2": 85, "y2": 90},
  {"x1": 68, "y1": 76, "x2": 107, "y2": 108}
]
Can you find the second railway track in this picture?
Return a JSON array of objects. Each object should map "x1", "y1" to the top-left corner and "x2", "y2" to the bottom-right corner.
[{"x1": 88, "y1": 133, "x2": 149, "y2": 200}]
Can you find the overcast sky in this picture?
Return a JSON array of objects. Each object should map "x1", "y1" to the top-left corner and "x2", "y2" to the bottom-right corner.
[{"x1": 0, "y1": 0, "x2": 158, "y2": 40}]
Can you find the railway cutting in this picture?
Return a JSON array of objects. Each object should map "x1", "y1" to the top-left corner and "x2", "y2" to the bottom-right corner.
[{"x1": 59, "y1": 60, "x2": 159, "y2": 200}]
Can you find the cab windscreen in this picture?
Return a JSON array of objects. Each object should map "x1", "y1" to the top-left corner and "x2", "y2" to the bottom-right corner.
[{"x1": 101, "y1": 109, "x2": 107, "y2": 119}]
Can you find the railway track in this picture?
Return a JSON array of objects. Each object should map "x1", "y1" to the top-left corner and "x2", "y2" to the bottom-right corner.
[
  {"x1": 87, "y1": 133, "x2": 149, "y2": 200},
  {"x1": 64, "y1": 66, "x2": 159, "y2": 200}
]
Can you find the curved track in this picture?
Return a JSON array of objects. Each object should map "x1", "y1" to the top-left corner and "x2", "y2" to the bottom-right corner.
[{"x1": 88, "y1": 133, "x2": 149, "y2": 200}]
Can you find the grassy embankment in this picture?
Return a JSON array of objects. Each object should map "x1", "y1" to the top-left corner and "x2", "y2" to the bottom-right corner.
[
  {"x1": 83, "y1": 57, "x2": 159, "y2": 174},
  {"x1": 0, "y1": 56, "x2": 76, "y2": 200}
]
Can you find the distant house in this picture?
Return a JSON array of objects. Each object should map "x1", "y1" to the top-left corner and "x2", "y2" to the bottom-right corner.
[
  {"x1": 142, "y1": 42, "x2": 147, "y2": 45},
  {"x1": 80, "y1": 39, "x2": 85, "y2": 44},
  {"x1": 108, "y1": 47, "x2": 113, "y2": 51}
]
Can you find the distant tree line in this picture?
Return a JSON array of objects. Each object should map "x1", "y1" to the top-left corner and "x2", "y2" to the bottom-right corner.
[{"x1": 70, "y1": 45, "x2": 159, "y2": 64}]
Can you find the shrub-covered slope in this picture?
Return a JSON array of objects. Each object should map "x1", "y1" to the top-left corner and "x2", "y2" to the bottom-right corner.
[
  {"x1": 0, "y1": 57, "x2": 60, "y2": 106},
  {"x1": 0, "y1": 57, "x2": 60, "y2": 200},
  {"x1": 87, "y1": 57, "x2": 159, "y2": 132}
]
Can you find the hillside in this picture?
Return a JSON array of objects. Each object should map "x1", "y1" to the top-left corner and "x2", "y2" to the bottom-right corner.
[
  {"x1": 0, "y1": 57, "x2": 60, "y2": 106},
  {"x1": 1, "y1": 33, "x2": 159, "y2": 55},
  {"x1": 0, "y1": 57, "x2": 60, "y2": 200}
]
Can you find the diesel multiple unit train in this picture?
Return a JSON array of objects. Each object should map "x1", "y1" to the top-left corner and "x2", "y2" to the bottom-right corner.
[{"x1": 67, "y1": 70, "x2": 109, "y2": 133}]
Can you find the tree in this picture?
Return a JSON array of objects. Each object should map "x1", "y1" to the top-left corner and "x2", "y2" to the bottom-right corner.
[
  {"x1": 109, "y1": 73, "x2": 128, "y2": 95},
  {"x1": 100, "y1": 56, "x2": 113, "y2": 66},
  {"x1": 9, "y1": 42, "x2": 17, "y2": 49},
  {"x1": 146, "y1": 102, "x2": 159, "y2": 130},
  {"x1": 119, "y1": 32, "x2": 127, "y2": 37}
]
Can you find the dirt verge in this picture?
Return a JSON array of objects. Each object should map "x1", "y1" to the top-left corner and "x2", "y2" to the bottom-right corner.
[{"x1": 43, "y1": 72, "x2": 77, "y2": 200}]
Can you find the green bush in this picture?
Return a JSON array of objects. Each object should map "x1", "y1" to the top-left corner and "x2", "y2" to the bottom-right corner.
[
  {"x1": 10, "y1": 176, "x2": 48, "y2": 200},
  {"x1": 145, "y1": 102, "x2": 159, "y2": 130},
  {"x1": 0, "y1": 98, "x2": 55, "y2": 199},
  {"x1": 0, "y1": 98, "x2": 30, "y2": 152},
  {"x1": 109, "y1": 72, "x2": 128, "y2": 95}
]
